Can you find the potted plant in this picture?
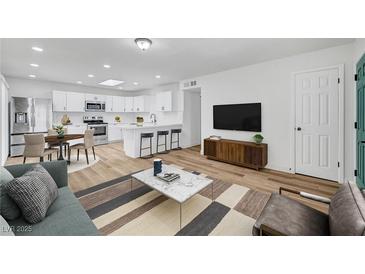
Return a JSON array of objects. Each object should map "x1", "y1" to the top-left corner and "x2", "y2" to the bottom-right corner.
[
  {"x1": 115, "y1": 115, "x2": 121, "y2": 123},
  {"x1": 54, "y1": 125, "x2": 65, "y2": 138},
  {"x1": 136, "y1": 116, "x2": 144, "y2": 126},
  {"x1": 253, "y1": 134, "x2": 264, "y2": 144}
]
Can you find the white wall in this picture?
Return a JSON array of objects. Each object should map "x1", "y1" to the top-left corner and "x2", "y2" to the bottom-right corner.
[
  {"x1": 354, "y1": 38, "x2": 365, "y2": 62},
  {"x1": 182, "y1": 90, "x2": 201, "y2": 148},
  {"x1": 0, "y1": 39, "x2": 10, "y2": 165},
  {"x1": 188, "y1": 43, "x2": 355, "y2": 181}
]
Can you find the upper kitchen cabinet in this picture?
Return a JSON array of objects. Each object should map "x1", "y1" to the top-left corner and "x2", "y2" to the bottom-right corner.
[
  {"x1": 85, "y1": 94, "x2": 106, "y2": 102},
  {"x1": 66, "y1": 92, "x2": 85, "y2": 112},
  {"x1": 125, "y1": 97, "x2": 134, "y2": 112},
  {"x1": 52, "y1": 91, "x2": 67, "y2": 111},
  {"x1": 156, "y1": 91, "x2": 172, "y2": 111},
  {"x1": 105, "y1": 96, "x2": 113, "y2": 112},
  {"x1": 113, "y1": 96, "x2": 125, "y2": 112},
  {"x1": 133, "y1": 95, "x2": 151, "y2": 112},
  {"x1": 52, "y1": 91, "x2": 85, "y2": 112}
]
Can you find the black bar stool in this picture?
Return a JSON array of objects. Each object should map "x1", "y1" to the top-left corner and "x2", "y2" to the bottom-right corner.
[
  {"x1": 156, "y1": 130, "x2": 169, "y2": 154},
  {"x1": 170, "y1": 128, "x2": 182, "y2": 150},
  {"x1": 140, "y1": 132, "x2": 154, "y2": 159}
]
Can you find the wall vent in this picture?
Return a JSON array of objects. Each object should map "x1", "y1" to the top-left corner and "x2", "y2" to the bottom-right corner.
[{"x1": 183, "y1": 80, "x2": 198, "y2": 88}]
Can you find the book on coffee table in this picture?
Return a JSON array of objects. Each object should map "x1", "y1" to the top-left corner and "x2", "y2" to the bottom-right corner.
[{"x1": 156, "y1": 172, "x2": 180, "y2": 182}]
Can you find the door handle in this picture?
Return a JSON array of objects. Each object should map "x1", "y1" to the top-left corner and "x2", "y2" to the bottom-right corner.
[{"x1": 296, "y1": 127, "x2": 302, "y2": 131}]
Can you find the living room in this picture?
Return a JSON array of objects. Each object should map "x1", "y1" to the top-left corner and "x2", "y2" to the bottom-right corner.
[{"x1": 1, "y1": 1, "x2": 365, "y2": 273}]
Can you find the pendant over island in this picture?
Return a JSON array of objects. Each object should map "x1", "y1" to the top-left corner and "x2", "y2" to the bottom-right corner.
[{"x1": 121, "y1": 123, "x2": 183, "y2": 158}]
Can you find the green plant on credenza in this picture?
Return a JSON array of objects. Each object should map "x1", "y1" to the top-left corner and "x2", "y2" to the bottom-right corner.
[{"x1": 253, "y1": 134, "x2": 264, "y2": 144}]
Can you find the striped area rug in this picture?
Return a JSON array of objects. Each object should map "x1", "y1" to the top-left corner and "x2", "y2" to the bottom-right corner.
[{"x1": 75, "y1": 165, "x2": 271, "y2": 236}]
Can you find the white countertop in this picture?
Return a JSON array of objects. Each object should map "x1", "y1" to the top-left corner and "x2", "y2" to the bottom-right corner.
[{"x1": 120, "y1": 123, "x2": 182, "y2": 130}]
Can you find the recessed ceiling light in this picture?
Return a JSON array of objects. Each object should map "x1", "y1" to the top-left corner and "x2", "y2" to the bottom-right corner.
[
  {"x1": 103, "y1": 64, "x2": 111, "y2": 69},
  {"x1": 29, "y1": 74, "x2": 36, "y2": 78},
  {"x1": 88, "y1": 74, "x2": 94, "y2": 78},
  {"x1": 98, "y1": 79, "x2": 124, "y2": 86},
  {"x1": 135, "y1": 38, "x2": 152, "y2": 51},
  {"x1": 32, "y1": 47, "x2": 43, "y2": 52},
  {"x1": 30, "y1": 63, "x2": 39, "y2": 67},
  {"x1": 155, "y1": 75, "x2": 161, "y2": 79},
  {"x1": 133, "y1": 82, "x2": 139, "y2": 85},
  {"x1": 77, "y1": 81, "x2": 83, "y2": 84}
]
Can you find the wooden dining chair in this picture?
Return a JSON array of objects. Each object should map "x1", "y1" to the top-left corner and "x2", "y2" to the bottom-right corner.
[
  {"x1": 69, "y1": 129, "x2": 95, "y2": 165},
  {"x1": 23, "y1": 134, "x2": 59, "y2": 163}
]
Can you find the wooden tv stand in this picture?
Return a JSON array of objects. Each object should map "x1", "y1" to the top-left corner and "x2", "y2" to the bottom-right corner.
[{"x1": 203, "y1": 138, "x2": 268, "y2": 170}]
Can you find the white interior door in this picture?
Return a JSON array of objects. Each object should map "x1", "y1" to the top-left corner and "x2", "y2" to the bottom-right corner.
[{"x1": 295, "y1": 68, "x2": 339, "y2": 181}]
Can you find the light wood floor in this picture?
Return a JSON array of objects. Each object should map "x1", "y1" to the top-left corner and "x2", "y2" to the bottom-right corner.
[{"x1": 6, "y1": 142, "x2": 339, "y2": 213}]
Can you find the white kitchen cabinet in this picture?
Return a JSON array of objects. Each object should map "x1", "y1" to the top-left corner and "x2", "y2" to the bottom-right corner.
[
  {"x1": 85, "y1": 94, "x2": 106, "y2": 102},
  {"x1": 108, "y1": 124, "x2": 123, "y2": 142},
  {"x1": 133, "y1": 96, "x2": 145, "y2": 112},
  {"x1": 66, "y1": 92, "x2": 85, "y2": 112},
  {"x1": 52, "y1": 91, "x2": 67, "y2": 112},
  {"x1": 156, "y1": 91, "x2": 172, "y2": 111},
  {"x1": 113, "y1": 96, "x2": 125, "y2": 112},
  {"x1": 105, "y1": 96, "x2": 113, "y2": 112},
  {"x1": 125, "y1": 97, "x2": 134, "y2": 112}
]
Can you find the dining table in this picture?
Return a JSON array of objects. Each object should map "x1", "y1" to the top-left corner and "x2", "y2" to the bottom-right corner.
[{"x1": 45, "y1": 134, "x2": 84, "y2": 163}]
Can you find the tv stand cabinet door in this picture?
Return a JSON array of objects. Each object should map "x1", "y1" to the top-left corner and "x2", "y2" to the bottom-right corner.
[{"x1": 204, "y1": 139, "x2": 218, "y2": 158}]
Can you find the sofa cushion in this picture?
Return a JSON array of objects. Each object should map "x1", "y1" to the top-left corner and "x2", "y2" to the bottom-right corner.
[
  {"x1": 8, "y1": 187, "x2": 99, "y2": 236},
  {"x1": 0, "y1": 215, "x2": 15, "y2": 236},
  {"x1": 0, "y1": 167, "x2": 21, "y2": 220},
  {"x1": 329, "y1": 182, "x2": 365, "y2": 236},
  {"x1": 253, "y1": 193, "x2": 329, "y2": 236},
  {"x1": 4, "y1": 164, "x2": 58, "y2": 224}
]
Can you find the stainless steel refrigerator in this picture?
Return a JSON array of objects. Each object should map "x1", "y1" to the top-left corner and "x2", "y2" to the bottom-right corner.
[{"x1": 10, "y1": 97, "x2": 52, "y2": 156}]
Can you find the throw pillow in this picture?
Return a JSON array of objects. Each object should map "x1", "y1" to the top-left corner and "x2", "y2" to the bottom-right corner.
[
  {"x1": 0, "y1": 215, "x2": 15, "y2": 236},
  {"x1": 0, "y1": 167, "x2": 21, "y2": 220},
  {"x1": 4, "y1": 164, "x2": 58, "y2": 224}
]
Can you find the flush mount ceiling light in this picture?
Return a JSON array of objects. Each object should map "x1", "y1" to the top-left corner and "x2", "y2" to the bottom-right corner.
[
  {"x1": 29, "y1": 74, "x2": 36, "y2": 78},
  {"x1": 155, "y1": 75, "x2": 161, "y2": 79},
  {"x1": 133, "y1": 82, "x2": 139, "y2": 85},
  {"x1": 88, "y1": 74, "x2": 95, "y2": 78},
  {"x1": 32, "y1": 46, "x2": 43, "y2": 52},
  {"x1": 103, "y1": 64, "x2": 111, "y2": 69},
  {"x1": 135, "y1": 38, "x2": 152, "y2": 51},
  {"x1": 30, "y1": 63, "x2": 39, "y2": 67},
  {"x1": 77, "y1": 81, "x2": 83, "y2": 84},
  {"x1": 99, "y1": 79, "x2": 125, "y2": 86}
]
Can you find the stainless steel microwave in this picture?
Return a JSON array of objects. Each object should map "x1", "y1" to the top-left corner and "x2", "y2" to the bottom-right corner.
[{"x1": 85, "y1": 101, "x2": 105, "y2": 112}]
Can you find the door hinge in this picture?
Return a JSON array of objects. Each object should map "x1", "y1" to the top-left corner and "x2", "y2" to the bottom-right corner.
[
  {"x1": 338, "y1": 162, "x2": 340, "y2": 168},
  {"x1": 355, "y1": 122, "x2": 358, "y2": 129},
  {"x1": 338, "y1": 78, "x2": 340, "y2": 84},
  {"x1": 354, "y1": 170, "x2": 358, "y2": 177},
  {"x1": 355, "y1": 74, "x2": 358, "y2": 81}
]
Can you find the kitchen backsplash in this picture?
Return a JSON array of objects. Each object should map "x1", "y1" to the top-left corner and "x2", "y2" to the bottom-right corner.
[{"x1": 52, "y1": 111, "x2": 182, "y2": 126}]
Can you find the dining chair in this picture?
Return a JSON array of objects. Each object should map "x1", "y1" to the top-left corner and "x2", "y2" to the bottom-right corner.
[
  {"x1": 69, "y1": 129, "x2": 95, "y2": 164},
  {"x1": 48, "y1": 128, "x2": 70, "y2": 157},
  {"x1": 23, "y1": 134, "x2": 59, "y2": 163}
]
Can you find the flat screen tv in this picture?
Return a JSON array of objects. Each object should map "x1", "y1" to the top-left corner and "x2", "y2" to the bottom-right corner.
[{"x1": 213, "y1": 103, "x2": 261, "y2": 132}]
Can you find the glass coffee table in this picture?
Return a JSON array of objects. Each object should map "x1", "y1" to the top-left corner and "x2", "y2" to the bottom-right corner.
[{"x1": 131, "y1": 165, "x2": 214, "y2": 229}]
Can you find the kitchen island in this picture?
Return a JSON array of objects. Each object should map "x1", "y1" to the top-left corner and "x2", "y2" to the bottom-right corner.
[{"x1": 121, "y1": 123, "x2": 182, "y2": 158}]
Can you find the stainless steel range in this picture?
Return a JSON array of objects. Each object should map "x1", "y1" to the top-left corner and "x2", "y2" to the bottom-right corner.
[{"x1": 83, "y1": 116, "x2": 108, "y2": 145}]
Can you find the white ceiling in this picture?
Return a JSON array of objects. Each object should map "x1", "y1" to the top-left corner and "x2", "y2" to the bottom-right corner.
[{"x1": 1, "y1": 38, "x2": 354, "y2": 91}]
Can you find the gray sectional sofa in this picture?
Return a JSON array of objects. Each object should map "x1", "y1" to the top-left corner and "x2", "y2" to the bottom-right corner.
[{"x1": 3, "y1": 161, "x2": 99, "y2": 236}]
